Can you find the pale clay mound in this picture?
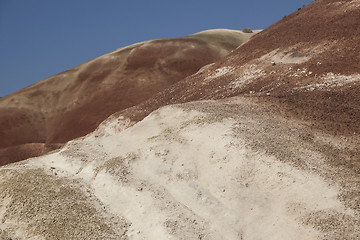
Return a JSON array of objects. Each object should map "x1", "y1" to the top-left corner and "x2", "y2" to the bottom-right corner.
[{"x1": 0, "y1": 97, "x2": 358, "y2": 239}]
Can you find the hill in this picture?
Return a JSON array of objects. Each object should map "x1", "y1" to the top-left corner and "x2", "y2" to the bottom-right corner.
[{"x1": 0, "y1": 29, "x2": 258, "y2": 165}]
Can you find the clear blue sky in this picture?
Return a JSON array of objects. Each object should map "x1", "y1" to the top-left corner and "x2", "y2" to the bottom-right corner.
[{"x1": 0, "y1": 0, "x2": 313, "y2": 97}]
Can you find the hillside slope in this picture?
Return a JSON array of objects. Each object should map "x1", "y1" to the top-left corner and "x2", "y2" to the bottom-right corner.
[
  {"x1": 0, "y1": 29, "x2": 258, "y2": 165},
  {"x1": 0, "y1": 98, "x2": 358, "y2": 239},
  {"x1": 105, "y1": 0, "x2": 359, "y2": 178},
  {"x1": 114, "y1": 0, "x2": 360, "y2": 137}
]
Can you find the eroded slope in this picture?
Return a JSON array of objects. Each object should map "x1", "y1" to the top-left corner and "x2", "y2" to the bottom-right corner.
[{"x1": 0, "y1": 98, "x2": 358, "y2": 239}]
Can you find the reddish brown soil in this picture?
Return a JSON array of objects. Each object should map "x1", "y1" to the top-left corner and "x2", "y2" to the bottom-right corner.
[
  {"x1": 0, "y1": 143, "x2": 63, "y2": 166},
  {"x1": 228, "y1": 0, "x2": 360, "y2": 137},
  {"x1": 222, "y1": 0, "x2": 360, "y2": 75}
]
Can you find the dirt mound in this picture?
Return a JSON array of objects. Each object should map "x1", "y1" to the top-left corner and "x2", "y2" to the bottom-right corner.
[{"x1": 0, "y1": 29, "x2": 257, "y2": 166}]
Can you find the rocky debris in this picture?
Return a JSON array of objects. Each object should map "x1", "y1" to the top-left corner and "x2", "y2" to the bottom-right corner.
[{"x1": 0, "y1": 167, "x2": 129, "y2": 239}]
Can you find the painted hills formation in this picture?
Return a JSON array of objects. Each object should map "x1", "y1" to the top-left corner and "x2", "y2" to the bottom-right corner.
[
  {"x1": 0, "y1": 29, "x2": 258, "y2": 165},
  {"x1": 0, "y1": 0, "x2": 359, "y2": 239}
]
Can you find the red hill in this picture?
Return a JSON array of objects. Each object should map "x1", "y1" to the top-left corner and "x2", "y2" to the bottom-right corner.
[{"x1": 0, "y1": 29, "x2": 257, "y2": 165}]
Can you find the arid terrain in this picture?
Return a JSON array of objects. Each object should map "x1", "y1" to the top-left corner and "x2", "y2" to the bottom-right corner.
[{"x1": 0, "y1": 0, "x2": 359, "y2": 239}]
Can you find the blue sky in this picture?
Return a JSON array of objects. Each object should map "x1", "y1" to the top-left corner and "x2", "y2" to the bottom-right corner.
[{"x1": 0, "y1": 0, "x2": 313, "y2": 97}]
